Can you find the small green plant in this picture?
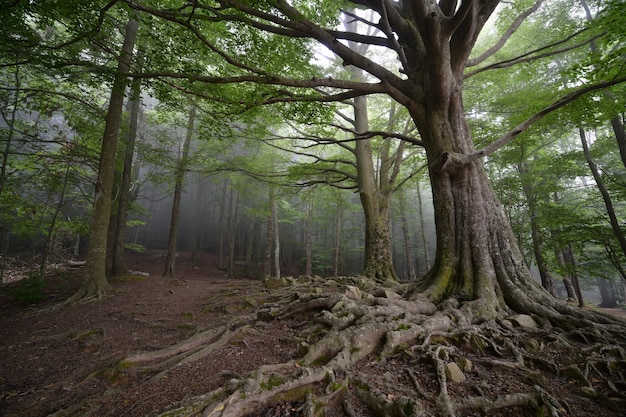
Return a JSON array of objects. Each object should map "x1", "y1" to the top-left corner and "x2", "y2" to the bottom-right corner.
[{"x1": 8, "y1": 273, "x2": 47, "y2": 304}]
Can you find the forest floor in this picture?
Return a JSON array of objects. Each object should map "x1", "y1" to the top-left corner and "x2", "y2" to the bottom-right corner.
[{"x1": 1, "y1": 251, "x2": 625, "y2": 417}]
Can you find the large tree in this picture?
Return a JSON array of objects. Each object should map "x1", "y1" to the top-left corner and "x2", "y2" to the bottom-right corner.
[{"x1": 127, "y1": 0, "x2": 626, "y2": 321}]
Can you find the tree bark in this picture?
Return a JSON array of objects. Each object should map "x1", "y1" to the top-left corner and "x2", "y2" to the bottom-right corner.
[
  {"x1": 580, "y1": 127, "x2": 626, "y2": 263},
  {"x1": 111, "y1": 73, "x2": 141, "y2": 277},
  {"x1": 217, "y1": 179, "x2": 229, "y2": 271},
  {"x1": 399, "y1": 191, "x2": 417, "y2": 280},
  {"x1": 332, "y1": 202, "x2": 342, "y2": 277},
  {"x1": 227, "y1": 184, "x2": 238, "y2": 277},
  {"x1": 518, "y1": 160, "x2": 556, "y2": 296},
  {"x1": 304, "y1": 194, "x2": 313, "y2": 277},
  {"x1": 416, "y1": 180, "x2": 431, "y2": 275},
  {"x1": 163, "y1": 104, "x2": 196, "y2": 278},
  {"x1": 272, "y1": 192, "x2": 280, "y2": 279},
  {"x1": 71, "y1": 16, "x2": 138, "y2": 301}
]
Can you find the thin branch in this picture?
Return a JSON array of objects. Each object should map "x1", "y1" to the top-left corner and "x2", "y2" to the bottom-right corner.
[
  {"x1": 465, "y1": 29, "x2": 600, "y2": 78},
  {"x1": 437, "y1": 75, "x2": 626, "y2": 170},
  {"x1": 467, "y1": 0, "x2": 545, "y2": 67}
]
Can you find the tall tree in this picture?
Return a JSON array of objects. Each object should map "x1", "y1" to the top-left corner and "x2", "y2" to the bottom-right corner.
[
  {"x1": 71, "y1": 15, "x2": 139, "y2": 301},
  {"x1": 126, "y1": 0, "x2": 626, "y2": 322},
  {"x1": 163, "y1": 103, "x2": 196, "y2": 278}
]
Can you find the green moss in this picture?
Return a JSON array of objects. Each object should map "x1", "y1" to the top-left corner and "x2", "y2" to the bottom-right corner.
[
  {"x1": 260, "y1": 374, "x2": 287, "y2": 390},
  {"x1": 73, "y1": 328, "x2": 105, "y2": 341},
  {"x1": 396, "y1": 323, "x2": 411, "y2": 331},
  {"x1": 8, "y1": 274, "x2": 47, "y2": 304},
  {"x1": 111, "y1": 274, "x2": 148, "y2": 282}
]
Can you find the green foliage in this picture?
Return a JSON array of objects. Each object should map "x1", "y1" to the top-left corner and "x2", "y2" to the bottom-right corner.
[{"x1": 7, "y1": 273, "x2": 47, "y2": 304}]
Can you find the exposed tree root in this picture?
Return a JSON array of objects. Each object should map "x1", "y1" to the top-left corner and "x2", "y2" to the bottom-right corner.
[{"x1": 71, "y1": 277, "x2": 626, "y2": 417}]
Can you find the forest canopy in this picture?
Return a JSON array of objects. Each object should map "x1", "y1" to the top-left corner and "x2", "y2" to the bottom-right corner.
[{"x1": 1, "y1": 0, "x2": 626, "y2": 416}]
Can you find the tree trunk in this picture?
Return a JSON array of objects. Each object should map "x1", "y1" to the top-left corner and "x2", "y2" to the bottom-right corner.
[
  {"x1": 162, "y1": 104, "x2": 196, "y2": 278},
  {"x1": 217, "y1": 179, "x2": 229, "y2": 271},
  {"x1": 399, "y1": 191, "x2": 417, "y2": 281},
  {"x1": 227, "y1": 185, "x2": 238, "y2": 277},
  {"x1": 40, "y1": 163, "x2": 71, "y2": 279},
  {"x1": 304, "y1": 194, "x2": 313, "y2": 277},
  {"x1": 597, "y1": 277, "x2": 617, "y2": 308},
  {"x1": 190, "y1": 174, "x2": 205, "y2": 266},
  {"x1": 272, "y1": 193, "x2": 280, "y2": 279},
  {"x1": 71, "y1": 16, "x2": 138, "y2": 301},
  {"x1": 416, "y1": 180, "x2": 431, "y2": 275},
  {"x1": 262, "y1": 188, "x2": 275, "y2": 278},
  {"x1": 518, "y1": 161, "x2": 556, "y2": 296},
  {"x1": 407, "y1": 90, "x2": 581, "y2": 323},
  {"x1": 332, "y1": 203, "x2": 342, "y2": 277},
  {"x1": 111, "y1": 74, "x2": 141, "y2": 277},
  {"x1": 580, "y1": 127, "x2": 626, "y2": 261},
  {"x1": 563, "y1": 243, "x2": 584, "y2": 308},
  {"x1": 354, "y1": 95, "x2": 397, "y2": 283}
]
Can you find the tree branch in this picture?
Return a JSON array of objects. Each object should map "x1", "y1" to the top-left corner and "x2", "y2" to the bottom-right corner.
[
  {"x1": 467, "y1": 0, "x2": 545, "y2": 67},
  {"x1": 465, "y1": 28, "x2": 599, "y2": 78},
  {"x1": 438, "y1": 75, "x2": 626, "y2": 170}
]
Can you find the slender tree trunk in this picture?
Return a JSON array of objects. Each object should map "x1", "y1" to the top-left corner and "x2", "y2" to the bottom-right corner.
[
  {"x1": 555, "y1": 248, "x2": 577, "y2": 302},
  {"x1": 272, "y1": 194, "x2": 280, "y2": 279},
  {"x1": 610, "y1": 114, "x2": 626, "y2": 170},
  {"x1": 244, "y1": 219, "x2": 256, "y2": 276},
  {"x1": 399, "y1": 191, "x2": 417, "y2": 281},
  {"x1": 332, "y1": 203, "x2": 342, "y2": 277},
  {"x1": 217, "y1": 179, "x2": 229, "y2": 271},
  {"x1": 304, "y1": 194, "x2": 313, "y2": 277},
  {"x1": 227, "y1": 185, "x2": 238, "y2": 277},
  {"x1": 562, "y1": 244, "x2": 584, "y2": 308},
  {"x1": 262, "y1": 188, "x2": 275, "y2": 278},
  {"x1": 518, "y1": 161, "x2": 556, "y2": 296},
  {"x1": 71, "y1": 16, "x2": 138, "y2": 301},
  {"x1": 40, "y1": 163, "x2": 71, "y2": 279},
  {"x1": 580, "y1": 127, "x2": 626, "y2": 261},
  {"x1": 162, "y1": 104, "x2": 196, "y2": 278},
  {"x1": 111, "y1": 74, "x2": 141, "y2": 277},
  {"x1": 190, "y1": 175, "x2": 205, "y2": 266},
  {"x1": 416, "y1": 180, "x2": 431, "y2": 275}
]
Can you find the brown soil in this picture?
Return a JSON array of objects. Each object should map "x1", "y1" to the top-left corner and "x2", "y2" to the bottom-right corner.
[{"x1": 1, "y1": 251, "x2": 625, "y2": 417}]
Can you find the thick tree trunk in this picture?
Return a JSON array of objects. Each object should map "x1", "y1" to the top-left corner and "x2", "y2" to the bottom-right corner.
[
  {"x1": 71, "y1": 17, "x2": 138, "y2": 301},
  {"x1": 597, "y1": 277, "x2": 617, "y2": 308},
  {"x1": 408, "y1": 94, "x2": 597, "y2": 325},
  {"x1": 163, "y1": 104, "x2": 196, "y2": 278}
]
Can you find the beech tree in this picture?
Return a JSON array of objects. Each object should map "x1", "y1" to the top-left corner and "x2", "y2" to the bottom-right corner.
[
  {"x1": 93, "y1": 1, "x2": 626, "y2": 415},
  {"x1": 127, "y1": 0, "x2": 626, "y2": 319}
]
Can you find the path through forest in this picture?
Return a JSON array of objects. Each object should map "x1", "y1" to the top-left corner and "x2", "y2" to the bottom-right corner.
[{"x1": 0, "y1": 251, "x2": 625, "y2": 417}]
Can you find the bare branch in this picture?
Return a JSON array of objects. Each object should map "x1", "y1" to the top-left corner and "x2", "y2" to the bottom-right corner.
[
  {"x1": 465, "y1": 28, "x2": 599, "y2": 78},
  {"x1": 440, "y1": 75, "x2": 626, "y2": 169},
  {"x1": 467, "y1": 0, "x2": 545, "y2": 67}
]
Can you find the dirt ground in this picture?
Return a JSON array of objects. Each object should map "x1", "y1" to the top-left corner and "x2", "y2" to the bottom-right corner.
[{"x1": 1, "y1": 251, "x2": 625, "y2": 417}]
